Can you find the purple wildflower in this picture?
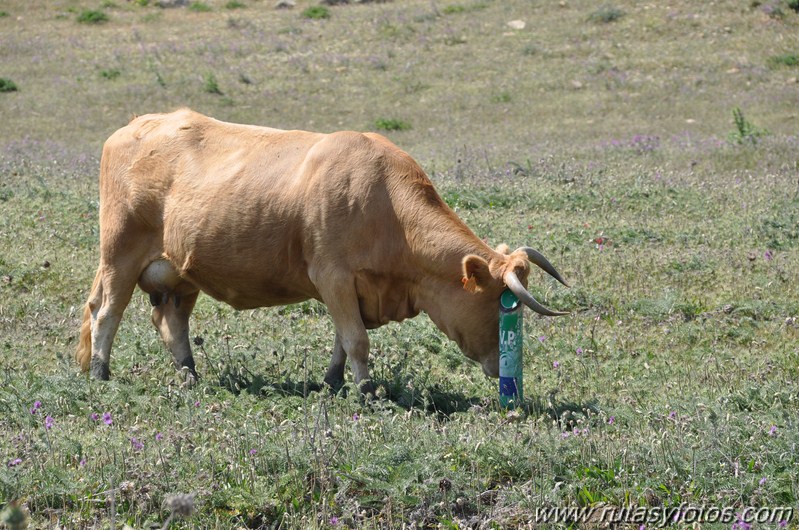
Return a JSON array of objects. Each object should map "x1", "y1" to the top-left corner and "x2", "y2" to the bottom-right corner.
[
  {"x1": 102, "y1": 412, "x2": 112, "y2": 426},
  {"x1": 352, "y1": 413, "x2": 360, "y2": 422},
  {"x1": 8, "y1": 458, "x2": 22, "y2": 467},
  {"x1": 79, "y1": 458, "x2": 86, "y2": 467},
  {"x1": 30, "y1": 401, "x2": 42, "y2": 414},
  {"x1": 608, "y1": 416, "x2": 615, "y2": 425},
  {"x1": 764, "y1": 250, "x2": 774, "y2": 261},
  {"x1": 553, "y1": 360, "x2": 560, "y2": 369},
  {"x1": 759, "y1": 477, "x2": 767, "y2": 486},
  {"x1": 45, "y1": 415, "x2": 54, "y2": 430},
  {"x1": 576, "y1": 347, "x2": 583, "y2": 355},
  {"x1": 732, "y1": 514, "x2": 752, "y2": 530},
  {"x1": 249, "y1": 448, "x2": 257, "y2": 456},
  {"x1": 538, "y1": 335, "x2": 546, "y2": 343},
  {"x1": 330, "y1": 516, "x2": 339, "y2": 526},
  {"x1": 130, "y1": 437, "x2": 144, "y2": 451},
  {"x1": 155, "y1": 432, "x2": 163, "y2": 441},
  {"x1": 779, "y1": 521, "x2": 788, "y2": 528},
  {"x1": 90, "y1": 412, "x2": 100, "y2": 421},
  {"x1": 769, "y1": 425, "x2": 777, "y2": 436},
  {"x1": 668, "y1": 410, "x2": 677, "y2": 420}
]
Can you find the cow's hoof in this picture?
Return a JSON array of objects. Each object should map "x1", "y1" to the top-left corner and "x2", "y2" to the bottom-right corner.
[
  {"x1": 180, "y1": 367, "x2": 199, "y2": 388},
  {"x1": 323, "y1": 375, "x2": 345, "y2": 394},
  {"x1": 358, "y1": 379, "x2": 377, "y2": 398},
  {"x1": 89, "y1": 358, "x2": 110, "y2": 380}
]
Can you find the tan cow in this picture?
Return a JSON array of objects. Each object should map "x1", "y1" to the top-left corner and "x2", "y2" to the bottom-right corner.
[{"x1": 76, "y1": 109, "x2": 568, "y2": 392}]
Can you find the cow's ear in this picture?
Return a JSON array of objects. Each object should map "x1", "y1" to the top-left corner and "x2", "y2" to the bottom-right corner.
[{"x1": 462, "y1": 255, "x2": 492, "y2": 294}]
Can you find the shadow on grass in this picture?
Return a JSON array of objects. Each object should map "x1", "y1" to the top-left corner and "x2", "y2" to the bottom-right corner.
[{"x1": 214, "y1": 366, "x2": 600, "y2": 423}]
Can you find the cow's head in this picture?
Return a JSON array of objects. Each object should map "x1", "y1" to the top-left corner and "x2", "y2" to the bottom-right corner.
[{"x1": 423, "y1": 245, "x2": 569, "y2": 377}]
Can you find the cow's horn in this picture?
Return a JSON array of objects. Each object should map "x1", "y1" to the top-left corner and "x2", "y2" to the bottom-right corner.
[
  {"x1": 503, "y1": 270, "x2": 570, "y2": 316},
  {"x1": 516, "y1": 246, "x2": 570, "y2": 287}
]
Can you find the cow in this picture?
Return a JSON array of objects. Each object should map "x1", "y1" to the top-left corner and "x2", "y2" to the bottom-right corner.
[{"x1": 75, "y1": 109, "x2": 568, "y2": 393}]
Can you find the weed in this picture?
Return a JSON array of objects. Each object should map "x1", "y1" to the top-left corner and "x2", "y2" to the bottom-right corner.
[
  {"x1": 442, "y1": 1, "x2": 488, "y2": 14},
  {"x1": 99, "y1": 68, "x2": 121, "y2": 80},
  {"x1": 101, "y1": 0, "x2": 118, "y2": 8},
  {"x1": 375, "y1": 117, "x2": 412, "y2": 131},
  {"x1": 442, "y1": 5, "x2": 466, "y2": 14},
  {"x1": 302, "y1": 6, "x2": 330, "y2": 19},
  {"x1": 188, "y1": 1, "x2": 211, "y2": 12},
  {"x1": 76, "y1": 9, "x2": 109, "y2": 24},
  {"x1": 789, "y1": 0, "x2": 799, "y2": 12},
  {"x1": 404, "y1": 80, "x2": 430, "y2": 94},
  {"x1": 225, "y1": 0, "x2": 245, "y2": 8},
  {"x1": 133, "y1": 0, "x2": 150, "y2": 5},
  {"x1": 0, "y1": 78, "x2": 18, "y2": 92},
  {"x1": 768, "y1": 53, "x2": 799, "y2": 68},
  {"x1": 0, "y1": 11, "x2": 8, "y2": 17},
  {"x1": 588, "y1": 5, "x2": 625, "y2": 23},
  {"x1": 203, "y1": 73, "x2": 223, "y2": 95},
  {"x1": 728, "y1": 107, "x2": 769, "y2": 144},
  {"x1": 760, "y1": 2, "x2": 785, "y2": 18},
  {"x1": 522, "y1": 43, "x2": 540, "y2": 56},
  {"x1": 491, "y1": 92, "x2": 512, "y2": 103}
]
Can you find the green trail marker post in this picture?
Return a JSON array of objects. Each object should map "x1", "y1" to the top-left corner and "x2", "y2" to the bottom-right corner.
[{"x1": 499, "y1": 289, "x2": 523, "y2": 408}]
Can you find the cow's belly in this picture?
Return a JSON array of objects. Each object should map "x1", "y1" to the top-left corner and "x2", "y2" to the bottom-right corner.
[
  {"x1": 162, "y1": 204, "x2": 318, "y2": 310},
  {"x1": 166, "y1": 247, "x2": 317, "y2": 309}
]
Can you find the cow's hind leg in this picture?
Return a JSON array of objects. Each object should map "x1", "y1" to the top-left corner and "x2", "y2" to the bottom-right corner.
[
  {"x1": 151, "y1": 291, "x2": 200, "y2": 384},
  {"x1": 139, "y1": 259, "x2": 200, "y2": 383},
  {"x1": 89, "y1": 265, "x2": 139, "y2": 380}
]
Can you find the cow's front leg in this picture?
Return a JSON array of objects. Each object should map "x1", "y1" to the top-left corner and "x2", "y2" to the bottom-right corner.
[
  {"x1": 314, "y1": 273, "x2": 375, "y2": 395},
  {"x1": 323, "y1": 334, "x2": 346, "y2": 390}
]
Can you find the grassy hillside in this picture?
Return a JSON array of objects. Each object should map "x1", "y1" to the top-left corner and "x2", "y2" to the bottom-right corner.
[{"x1": 1, "y1": 0, "x2": 798, "y2": 528}]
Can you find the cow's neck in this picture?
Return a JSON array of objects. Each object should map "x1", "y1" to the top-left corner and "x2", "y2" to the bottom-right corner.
[
  {"x1": 404, "y1": 206, "x2": 495, "y2": 348},
  {"x1": 387, "y1": 163, "x2": 497, "y2": 342}
]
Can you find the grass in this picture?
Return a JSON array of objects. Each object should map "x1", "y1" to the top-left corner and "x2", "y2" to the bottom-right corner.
[
  {"x1": 76, "y1": 9, "x2": 109, "y2": 24},
  {"x1": 374, "y1": 117, "x2": 412, "y2": 131},
  {"x1": 768, "y1": 53, "x2": 799, "y2": 67},
  {"x1": 1, "y1": 0, "x2": 799, "y2": 528},
  {"x1": 188, "y1": 1, "x2": 211, "y2": 13},
  {"x1": 0, "y1": 78, "x2": 18, "y2": 92},
  {"x1": 301, "y1": 6, "x2": 330, "y2": 20},
  {"x1": 588, "y1": 5, "x2": 626, "y2": 24},
  {"x1": 203, "y1": 72, "x2": 223, "y2": 95},
  {"x1": 728, "y1": 107, "x2": 769, "y2": 145},
  {"x1": 99, "y1": 68, "x2": 121, "y2": 80}
]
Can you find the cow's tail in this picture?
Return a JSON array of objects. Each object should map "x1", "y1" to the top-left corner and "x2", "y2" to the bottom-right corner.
[{"x1": 76, "y1": 267, "x2": 102, "y2": 372}]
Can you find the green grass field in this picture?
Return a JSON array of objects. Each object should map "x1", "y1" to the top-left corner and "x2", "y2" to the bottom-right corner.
[{"x1": 1, "y1": 0, "x2": 798, "y2": 528}]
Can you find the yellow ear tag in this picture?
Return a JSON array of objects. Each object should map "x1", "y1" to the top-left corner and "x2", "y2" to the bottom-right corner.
[{"x1": 461, "y1": 275, "x2": 478, "y2": 293}]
